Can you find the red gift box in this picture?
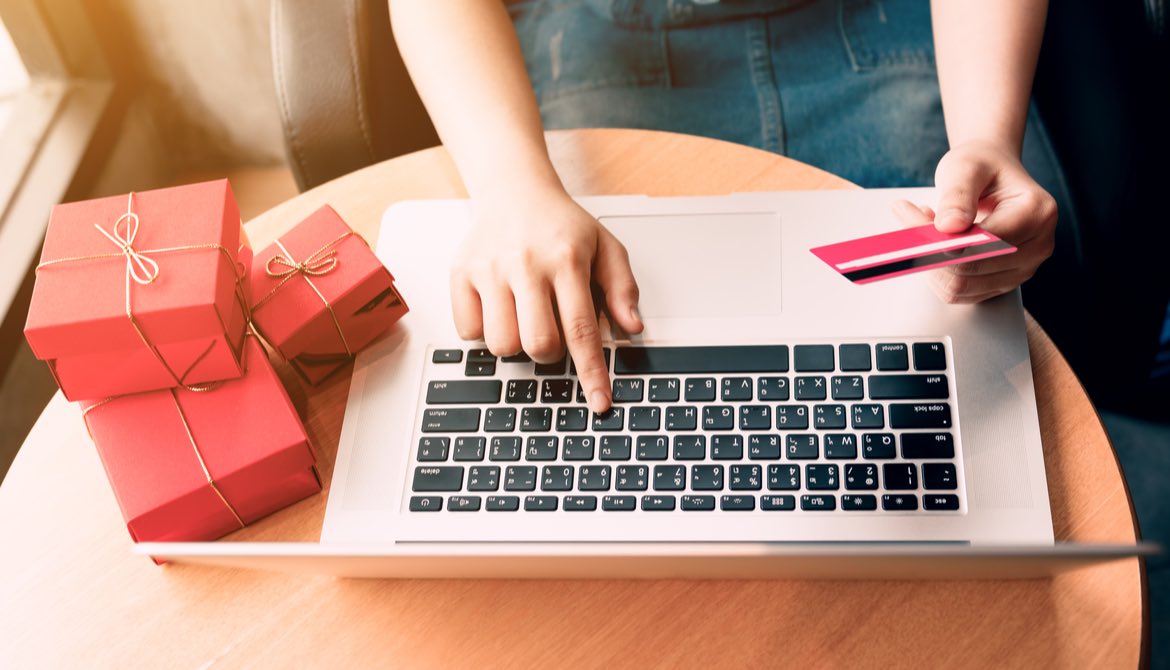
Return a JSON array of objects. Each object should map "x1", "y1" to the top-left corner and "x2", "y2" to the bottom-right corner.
[
  {"x1": 249, "y1": 205, "x2": 408, "y2": 384},
  {"x1": 80, "y1": 337, "x2": 320, "y2": 544},
  {"x1": 25, "y1": 180, "x2": 252, "y2": 401}
]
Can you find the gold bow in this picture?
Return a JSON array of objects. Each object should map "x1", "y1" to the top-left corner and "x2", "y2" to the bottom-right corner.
[{"x1": 92, "y1": 193, "x2": 161, "y2": 285}]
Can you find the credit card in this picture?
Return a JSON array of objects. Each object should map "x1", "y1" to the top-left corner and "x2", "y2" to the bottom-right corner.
[{"x1": 810, "y1": 224, "x2": 1017, "y2": 284}]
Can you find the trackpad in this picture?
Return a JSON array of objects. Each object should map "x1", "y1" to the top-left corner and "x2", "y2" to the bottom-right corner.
[{"x1": 600, "y1": 212, "x2": 784, "y2": 318}]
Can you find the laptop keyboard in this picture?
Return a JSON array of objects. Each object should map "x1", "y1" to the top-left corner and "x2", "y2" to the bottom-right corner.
[{"x1": 408, "y1": 342, "x2": 963, "y2": 515}]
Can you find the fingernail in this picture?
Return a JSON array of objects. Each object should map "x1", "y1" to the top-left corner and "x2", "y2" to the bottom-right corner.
[
  {"x1": 590, "y1": 390, "x2": 609, "y2": 412},
  {"x1": 629, "y1": 305, "x2": 641, "y2": 324}
]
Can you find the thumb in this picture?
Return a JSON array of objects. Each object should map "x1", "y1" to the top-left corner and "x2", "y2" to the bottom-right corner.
[
  {"x1": 593, "y1": 230, "x2": 643, "y2": 335},
  {"x1": 933, "y1": 153, "x2": 995, "y2": 234}
]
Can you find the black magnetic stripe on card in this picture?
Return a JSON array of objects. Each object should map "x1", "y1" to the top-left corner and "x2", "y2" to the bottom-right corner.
[{"x1": 842, "y1": 240, "x2": 1014, "y2": 283}]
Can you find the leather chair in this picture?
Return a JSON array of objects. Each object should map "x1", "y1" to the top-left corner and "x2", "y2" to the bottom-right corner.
[{"x1": 270, "y1": 0, "x2": 1169, "y2": 412}]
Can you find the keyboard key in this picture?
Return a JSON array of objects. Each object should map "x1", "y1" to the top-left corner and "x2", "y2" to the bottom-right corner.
[
  {"x1": 882, "y1": 494, "x2": 919, "y2": 511},
  {"x1": 775, "y1": 405, "x2": 809, "y2": 430},
  {"x1": 729, "y1": 464, "x2": 762, "y2": 490},
  {"x1": 468, "y1": 348, "x2": 495, "y2": 363},
  {"x1": 504, "y1": 466, "x2": 537, "y2": 491},
  {"x1": 426, "y1": 380, "x2": 502, "y2": 405},
  {"x1": 923, "y1": 463, "x2": 959, "y2": 490},
  {"x1": 761, "y1": 495, "x2": 796, "y2": 511},
  {"x1": 612, "y1": 378, "x2": 645, "y2": 403},
  {"x1": 421, "y1": 408, "x2": 480, "y2": 433},
  {"x1": 417, "y1": 437, "x2": 450, "y2": 462},
  {"x1": 889, "y1": 403, "x2": 952, "y2": 429},
  {"x1": 793, "y1": 345, "x2": 834, "y2": 372},
  {"x1": 564, "y1": 495, "x2": 598, "y2": 511},
  {"x1": 681, "y1": 495, "x2": 716, "y2": 511},
  {"x1": 412, "y1": 466, "x2": 464, "y2": 492},
  {"x1": 600, "y1": 436, "x2": 632, "y2": 460},
  {"x1": 845, "y1": 464, "x2": 878, "y2": 490},
  {"x1": 541, "y1": 465, "x2": 574, "y2": 491},
  {"x1": 838, "y1": 344, "x2": 872, "y2": 371},
  {"x1": 690, "y1": 464, "x2": 724, "y2": 490},
  {"x1": 484, "y1": 407, "x2": 516, "y2": 432},
  {"x1": 534, "y1": 357, "x2": 566, "y2": 376},
  {"x1": 525, "y1": 436, "x2": 558, "y2": 460},
  {"x1": 814, "y1": 404, "x2": 847, "y2": 429},
  {"x1": 902, "y1": 433, "x2": 955, "y2": 459},
  {"x1": 568, "y1": 348, "x2": 611, "y2": 375},
  {"x1": 490, "y1": 436, "x2": 522, "y2": 461},
  {"x1": 592, "y1": 407, "x2": 625, "y2": 431},
  {"x1": 805, "y1": 464, "x2": 839, "y2": 490},
  {"x1": 862, "y1": 433, "x2": 896, "y2": 459},
  {"x1": 520, "y1": 407, "x2": 553, "y2": 432},
  {"x1": 465, "y1": 361, "x2": 495, "y2": 377},
  {"x1": 702, "y1": 405, "x2": 735, "y2": 430},
  {"x1": 913, "y1": 342, "x2": 948, "y2": 371},
  {"x1": 851, "y1": 404, "x2": 885, "y2": 429},
  {"x1": 556, "y1": 407, "x2": 590, "y2": 432},
  {"x1": 563, "y1": 436, "x2": 596, "y2": 460},
  {"x1": 711, "y1": 435, "x2": 744, "y2": 460},
  {"x1": 768, "y1": 464, "x2": 800, "y2": 491},
  {"x1": 486, "y1": 495, "x2": 520, "y2": 511},
  {"x1": 824, "y1": 434, "x2": 858, "y2": 459},
  {"x1": 882, "y1": 463, "x2": 919, "y2": 490},
  {"x1": 653, "y1": 465, "x2": 686, "y2": 490},
  {"x1": 685, "y1": 377, "x2": 716, "y2": 402},
  {"x1": 432, "y1": 349, "x2": 463, "y2": 363},
  {"x1": 757, "y1": 376, "x2": 790, "y2": 401},
  {"x1": 748, "y1": 434, "x2": 781, "y2": 460},
  {"x1": 642, "y1": 495, "x2": 676, "y2": 511},
  {"x1": 795, "y1": 376, "x2": 827, "y2": 401},
  {"x1": 786, "y1": 434, "x2": 818, "y2": 459},
  {"x1": 448, "y1": 495, "x2": 481, "y2": 512},
  {"x1": 665, "y1": 406, "x2": 698, "y2": 431},
  {"x1": 409, "y1": 496, "x2": 442, "y2": 511},
  {"x1": 616, "y1": 465, "x2": 649, "y2": 490},
  {"x1": 739, "y1": 405, "x2": 772, "y2": 430},
  {"x1": 501, "y1": 352, "x2": 531, "y2": 363},
  {"x1": 506, "y1": 379, "x2": 537, "y2": 404},
  {"x1": 842, "y1": 494, "x2": 877, "y2": 511},
  {"x1": 525, "y1": 495, "x2": 558, "y2": 511},
  {"x1": 721, "y1": 377, "x2": 753, "y2": 401},
  {"x1": 876, "y1": 343, "x2": 909, "y2": 371},
  {"x1": 721, "y1": 495, "x2": 756, "y2": 511},
  {"x1": 868, "y1": 375, "x2": 949, "y2": 400},
  {"x1": 468, "y1": 466, "x2": 500, "y2": 491},
  {"x1": 800, "y1": 494, "x2": 836, "y2": 511},
  {"x1": 648, "y1": 377, "x2": 681, "y2": 402},
  {"x1": 614, "y1": 345, "x2": 789, "y2": 374},
  {"x1": 602, "y1": 495, "x2": 637, "y2": 511},
  {"x1": 541, "y1": 379, "x2": 575, "y2": 404},
  {"x1": 924, "y1": 494, "x2": 960, "y2": 510},
  {"x1": 578, "y1": 465, "x2": 611, "y2": 491},
  {"x1": 453, "y1": 437, "x2": 486, "y2": 461},
  {"x1": 831, "y1": 375, "x2": 865, "y2": 400},
  {"x1": 629, "y1": 407, "x2": 662, "y2": 431},
  {"x1": 673, "y1": 435, "x2": 706, "y2": 460},
  {"x1": 636, "y1": 435, "x2": 669, "y2": 460}
]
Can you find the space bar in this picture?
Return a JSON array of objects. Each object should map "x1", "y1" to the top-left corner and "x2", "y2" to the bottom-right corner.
[{"x1": 614, "y1": 345, "x2": 790, "y2": 374}]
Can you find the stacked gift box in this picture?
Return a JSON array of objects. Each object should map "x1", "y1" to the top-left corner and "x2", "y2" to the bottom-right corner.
[{"x1": 23, "y1": 180, "x2": 408, "y2": 549}]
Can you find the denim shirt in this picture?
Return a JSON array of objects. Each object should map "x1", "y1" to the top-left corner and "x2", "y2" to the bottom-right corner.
[{"x1": 584, "y1": 0, "x2": 814, "y2": 29}]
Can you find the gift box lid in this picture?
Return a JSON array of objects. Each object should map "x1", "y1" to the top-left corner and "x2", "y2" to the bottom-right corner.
[{"x1": 24, "y1": 180, "x2": 245, "y2": 359}]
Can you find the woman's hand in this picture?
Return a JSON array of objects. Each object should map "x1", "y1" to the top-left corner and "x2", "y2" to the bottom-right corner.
[
  {"x1": 895, "y1": 140, "x2": 1057, "y2": 304},
  {"x1": 450, "y1": 187, "x2": 643, "y2": 413}
]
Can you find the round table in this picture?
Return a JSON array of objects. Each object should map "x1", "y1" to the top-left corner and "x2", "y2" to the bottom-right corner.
[{"x1": 0, "y1": 129, "x2": 1145, "y2": 668}]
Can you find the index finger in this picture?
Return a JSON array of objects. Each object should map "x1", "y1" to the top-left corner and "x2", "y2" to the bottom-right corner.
[{"x1": 553, "y1": 271, "x2": 611, "y2": 414}]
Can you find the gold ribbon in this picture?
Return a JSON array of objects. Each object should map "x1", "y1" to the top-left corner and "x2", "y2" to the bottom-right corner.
[
  {"x1": 253, "y1": 230, "x2": 357, "y2": 356},
  {"x1": 36, "y1": 193, "x2": 250, "y2": 385}
]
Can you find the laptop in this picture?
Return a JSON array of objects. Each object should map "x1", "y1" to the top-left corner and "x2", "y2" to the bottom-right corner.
[{"x1": 139, "y1": 188, "x2": 1155, "y2": 577}]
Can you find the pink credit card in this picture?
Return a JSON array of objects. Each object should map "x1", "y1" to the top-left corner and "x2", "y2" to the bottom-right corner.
[{"x1": 810, "y1": 224, "x2": 1017, "y2": 284}]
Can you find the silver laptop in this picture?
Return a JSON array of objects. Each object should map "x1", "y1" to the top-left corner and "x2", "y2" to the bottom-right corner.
[{"x1": 139, "y1": 188, "x2": 1155, "y2": 577}]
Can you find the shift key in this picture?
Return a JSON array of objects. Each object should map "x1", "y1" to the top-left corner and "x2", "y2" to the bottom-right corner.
[
  {"x1": 888, "y1": 403, "x2": 952, "y2": 429},
  {"x1": 421, "y1": 408, "x2": 481, "y2": 432}
]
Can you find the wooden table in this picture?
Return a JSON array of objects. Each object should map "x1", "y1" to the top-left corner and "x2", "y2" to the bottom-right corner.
[{"x1": 0, "y1": 129, "x2": 1146, "y2": 668}]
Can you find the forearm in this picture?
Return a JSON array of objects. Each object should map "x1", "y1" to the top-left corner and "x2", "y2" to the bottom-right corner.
[
  {"x1": 931, "y1": 0, "x2": 1048, "y2": 155},
  {"x1": 389, "y1": 0, "x2": 563, "y2": 202}
]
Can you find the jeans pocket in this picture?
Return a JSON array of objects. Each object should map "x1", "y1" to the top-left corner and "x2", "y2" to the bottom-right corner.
[{"x1": 837, "y1": 0, "x2": 935, "y2": 72}]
